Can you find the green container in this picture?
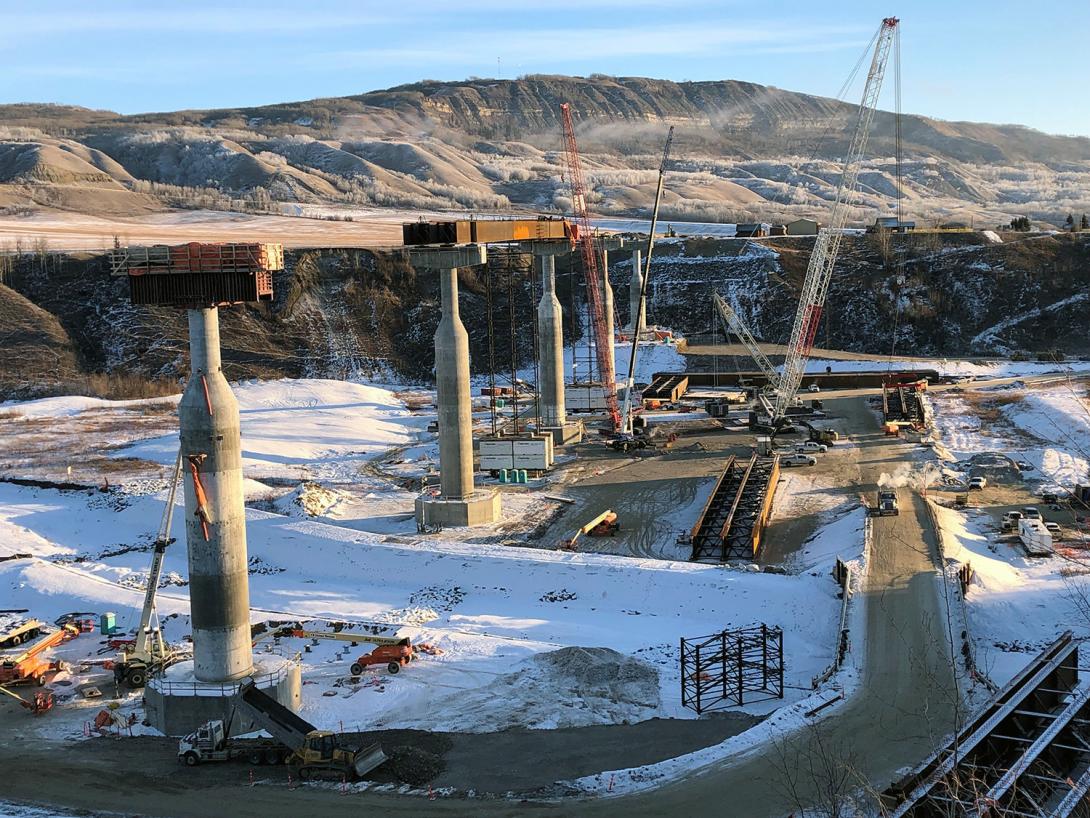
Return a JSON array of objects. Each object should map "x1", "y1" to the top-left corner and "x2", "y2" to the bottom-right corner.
[
  {"x1": 518, "y1": 469, "x2": 528, "y2": 483},
  {"x1": 499, "y1": 469, "x2": 509, "y2": 483},
  {"x1": 495, "y1": 399, "x2": 506, "y2": 409},
  {"x1": 100, "y1": 611, "x2": 116, "y2": 635}
]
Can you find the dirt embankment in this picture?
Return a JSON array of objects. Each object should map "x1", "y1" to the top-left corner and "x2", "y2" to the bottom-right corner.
[{"x1": 1, "y1": 233, "x2": 1088, "y2": 399}]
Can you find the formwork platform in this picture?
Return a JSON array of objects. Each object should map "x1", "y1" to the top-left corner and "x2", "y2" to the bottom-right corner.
[
  {"x1": 107, "y1": 242, "x2": 283, "y2": 307},
  {"x1": 402, "y1": 217, "x2": 570, "y2": 246},
  {"x1": 883, "y1": 631, "x2": 1090, "y2": 817},
  {"x1": 689, "y1": 453, "x2": 780, "y2": 563}
]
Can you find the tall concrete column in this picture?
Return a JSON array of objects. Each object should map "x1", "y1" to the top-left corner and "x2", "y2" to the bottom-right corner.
[
  {"x1": 411, "y1": 244, "x2": 498, "y2": 527},
  {"x1": 435, "y1": 267, "x2": 474, "y2": 500},
  {"x1": 179, "y1": 308, "x2": 253, "y2": 683},
  {"x1": 629, "y1": 249, "x2": 647, "y2": 333},
  {"x1": 537, "y1": 255, "x2": 566, "y2": 427},
  {"x1": 601, "y1": 248, "x2": 616, "y2": 382}
]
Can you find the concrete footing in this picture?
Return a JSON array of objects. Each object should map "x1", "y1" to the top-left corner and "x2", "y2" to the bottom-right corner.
[
  {"x1": 542, "y1": 422, "x2": 584, "y2": 446},
  {"x1": 415, "y1": 490, "x2": 500, "y2": 527},
  {"x1": 144, "y1": 657, "x2": 301, "y2": 736}
]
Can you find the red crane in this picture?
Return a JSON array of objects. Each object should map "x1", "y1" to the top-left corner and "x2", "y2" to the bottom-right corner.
[{"x1": 559, "y1": 102, "x2": 620, "y2": 429}]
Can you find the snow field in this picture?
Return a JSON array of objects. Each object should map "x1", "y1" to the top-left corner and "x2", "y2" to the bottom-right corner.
[{"x1": 0, "y1": 374, "x2": 849, "y2": 739}]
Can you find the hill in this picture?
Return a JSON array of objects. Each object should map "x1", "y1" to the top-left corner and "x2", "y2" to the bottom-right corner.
[{"x1": 0, "y1": 75, "x2": 1087, "y2": 227}]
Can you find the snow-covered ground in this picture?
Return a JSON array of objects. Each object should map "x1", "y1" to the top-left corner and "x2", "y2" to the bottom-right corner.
[
  {"x1": 0, "y1": 373, "x2": 847, "y2": 742},
  {"x1": 799, "y1": 358, "x2": 1090, "y2": 377},
  {"x1": 927, "y1": 377, "x2": 1090, "y2": 685},
  {"x1": 930, "y1": 502, "x2": 1088, "y2": 685},
  {"x1": 931, "y1": 379, "x2": 1090, "y2": 492}
]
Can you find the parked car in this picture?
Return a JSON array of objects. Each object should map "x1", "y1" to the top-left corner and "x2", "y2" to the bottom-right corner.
[
  {"x1": 1022, "y1": 506, "x2": 1042, "y2": 520},
  {"x1": 795, "y1": 441, "x2": 828, "y2": 454},
  {"x1": 1016, "y1": 461, "x2": 1034, "y2": 471},
  {"x1": 1045, "y1": 522, "x2": 1062, "y2": 539},
  {"x1": 968, "y1": 476, "x2": 987, "y2": 490},
  {"x1": 1002, "y1": 511, "x2": 1023, "y2": 531},
  {"x1": 808, "y1": 383, "x2": 821, "y2": 393},
  {"x1": 782, "y1": 453, "x2": 817, "y2": 467}
]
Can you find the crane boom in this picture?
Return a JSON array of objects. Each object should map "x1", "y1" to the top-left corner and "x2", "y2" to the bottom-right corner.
[
  {"x1": 133, "y1": 449, "x2": 183, "y2": 656},
  {"x1": 712, "y1": 292, "x2": 780, "y2": 389},
  {"x1": 559, "y1": 103, "x2": 620, "y2": 429},
  {"x1": 772, "y1": 16, "x2": 899, "y2": 421},
  {"x1": 618, "y1": 125, "x2": 674, "y2": 434}
]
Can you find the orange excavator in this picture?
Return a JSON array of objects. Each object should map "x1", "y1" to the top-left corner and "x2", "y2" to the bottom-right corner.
[{"x1": 0, "y1": 624, "x2": 78, "y2": 686}]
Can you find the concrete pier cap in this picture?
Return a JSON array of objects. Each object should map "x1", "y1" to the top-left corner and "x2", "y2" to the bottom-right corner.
[{"x1": 409, "y1": 244, "x2": 500, "y2": 528}]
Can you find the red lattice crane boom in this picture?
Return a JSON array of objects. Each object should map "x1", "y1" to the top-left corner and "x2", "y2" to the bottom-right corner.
[{"x1": 559, "y1": 103, "x2": 620, "y2": 429}]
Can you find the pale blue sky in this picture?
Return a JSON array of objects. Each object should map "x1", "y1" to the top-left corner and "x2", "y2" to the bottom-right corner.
[{"x1": 1, "y1": 1, "x2": 1086, "y2": 136}]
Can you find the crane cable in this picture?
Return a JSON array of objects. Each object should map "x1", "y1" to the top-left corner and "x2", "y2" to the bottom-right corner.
[{"x1": 886, "y1": 24, "x2": 906, "y2": 375}]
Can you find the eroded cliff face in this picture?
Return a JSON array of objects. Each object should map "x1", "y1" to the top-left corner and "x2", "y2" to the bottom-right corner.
[{"x1": 2, "y1": 232, "x2": 1088, "y2": 399}]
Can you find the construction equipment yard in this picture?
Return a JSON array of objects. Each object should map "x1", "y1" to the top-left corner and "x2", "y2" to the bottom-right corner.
[{"x1": 5, "y1": 12, "x2": 1090, "y2": 818}]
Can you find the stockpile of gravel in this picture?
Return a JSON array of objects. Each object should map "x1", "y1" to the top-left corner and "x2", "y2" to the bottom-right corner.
[{"x1": 400, "y1": 646, "x2": 663, "y2": 733}]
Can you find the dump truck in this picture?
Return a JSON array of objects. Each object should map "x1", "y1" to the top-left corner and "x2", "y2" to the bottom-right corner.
[
  {"x1": 178, "y1": 715, "x2": 295, "y2": 767},
  {"x1": 875, "y1": 490, "x2": 899, "y2": 516},
  {"x1": 197, "y1": 679, "x2": 388, "y2": 780}
]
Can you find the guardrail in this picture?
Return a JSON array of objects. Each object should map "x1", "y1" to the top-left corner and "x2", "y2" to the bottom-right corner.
[
  {"x1": 811, "y1": 513, "x2": 869, "y2": 689},
  {"x1": 149, "y1": 654, "x2": 298, "y2": 697}
]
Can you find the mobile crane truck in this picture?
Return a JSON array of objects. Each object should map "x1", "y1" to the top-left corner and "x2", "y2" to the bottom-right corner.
[{"x1": 179, "y1": 679, "x2": 388, "y2": 780}]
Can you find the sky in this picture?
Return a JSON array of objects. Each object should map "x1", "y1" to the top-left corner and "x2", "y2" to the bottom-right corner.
[{"x1": 1, "y1": 0, "x2": 1087, "y2": 137}]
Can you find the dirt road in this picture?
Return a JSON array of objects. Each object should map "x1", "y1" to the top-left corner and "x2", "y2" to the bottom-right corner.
[{"x1": 575, "y1": 397, "x2": 962, "y2": 816}]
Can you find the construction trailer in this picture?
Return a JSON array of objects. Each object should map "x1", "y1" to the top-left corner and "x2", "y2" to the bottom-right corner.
[
  {"x1": 478, "y1": 433, "x2": 554, "y2": 474},
  {"x1": 1019, "y1": 517, "x2": 1054, "y2": 556}
]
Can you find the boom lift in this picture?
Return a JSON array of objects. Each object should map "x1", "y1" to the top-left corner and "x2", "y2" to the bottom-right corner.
[
  {"x1": 560, "y1": 509, "x2": 620, "y2": 550},
  {"x1": 559, "y1": 103, "x2": 621, "y2": 429},
  {"x1": 0, "y1": 684, "x2": 54, "y2": 715},
  {"x1": 270, "y1": 626, "x2": 422, "y2": 676},
  {"x1": 113, "y1": 450, "x2": 184, "y2": 688},
  {"x1": 771, "y1": 17, "x2": 900, "y2": 424},
  {"x1": 0, "y1": 624, "x2": 78, "y2": 686}
]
